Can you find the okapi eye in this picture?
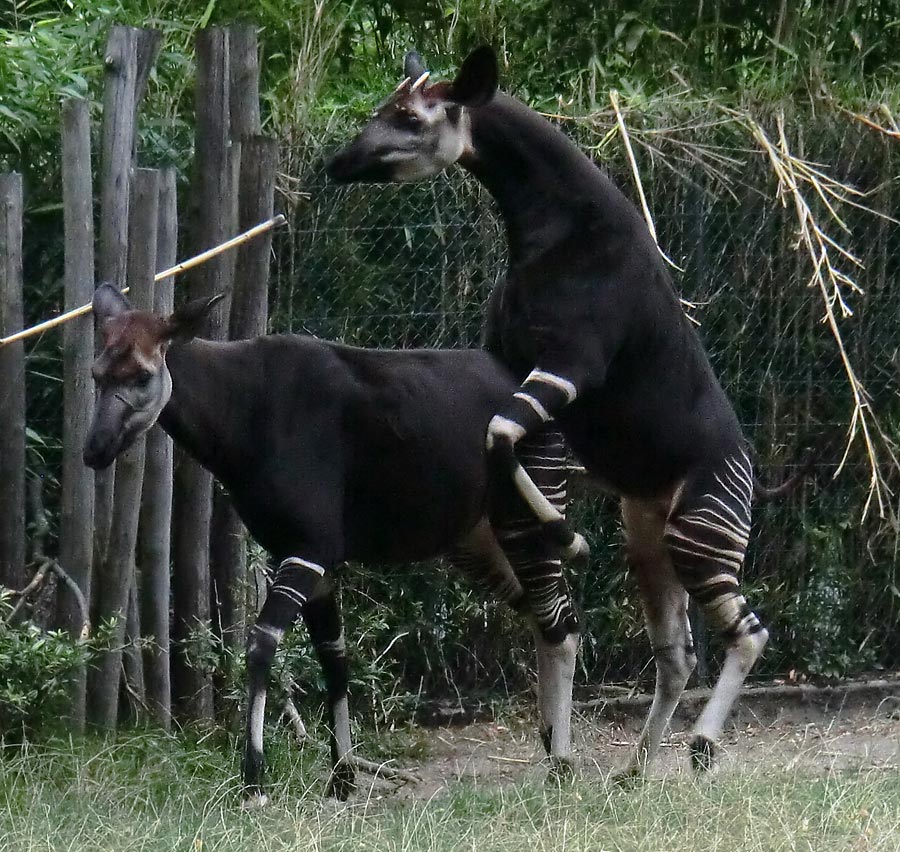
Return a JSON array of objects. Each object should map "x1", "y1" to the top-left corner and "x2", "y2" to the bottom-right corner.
[
  {"x1": 399, "y1": 112, "x2": 422, "y2": 131},
  {"x1": 137, "y1": 369, "x2": 153, "y2": 386}
]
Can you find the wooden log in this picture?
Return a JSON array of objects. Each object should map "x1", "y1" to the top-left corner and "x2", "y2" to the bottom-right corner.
[
  {"x1": 0, "y1": 173, "x2": 26, "y2": 594},
  {"x1": 212, "y1": 137, "x2": 279, "y2": 652},
  {"x1": 209, "y1": 29, "x2": 270, "y2": 667},
  {"x1": 171, "y1": 27, "x2": 233, "y2": 723},
  {"x1": 93, "y1": 26, "x2": 139, "y2": 606},
  {"x1": 58, "y1": 99, "x2": 96, "y2": 731},
  {"x1": 93, "y1": 25, "x2": 161, "y2": 593},
  {"x1": 230, "y1": 137, "x2": 276, "y2": 340},
  {"x1": 228, "y1": 24, "x2": 261, "y2": 140},
  {"x1": 137, "y1": 166, "x2": 176, "y2": 730},
  {"x1": 88, "y1": 169, "x2": 158, "y2": 729}
]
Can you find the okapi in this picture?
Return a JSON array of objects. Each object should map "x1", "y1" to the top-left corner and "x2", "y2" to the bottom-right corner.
[
  {"x1": 83, "y1": 283, "x2": 580, "y2": 804},
  {"x1": 328, "y1": 46, "x2": 780, "y2": 779}
]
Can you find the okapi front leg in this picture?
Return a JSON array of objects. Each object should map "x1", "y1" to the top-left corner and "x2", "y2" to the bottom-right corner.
[
  {"x1": 493, "y1": 430, "x2": 580, "y2": 776},
  {"x1": 486, "y1": 368, "x2": 588, "y2": 562},
  {"x1": 242, "y1": 556, "x2": 326, "y2": 807}
]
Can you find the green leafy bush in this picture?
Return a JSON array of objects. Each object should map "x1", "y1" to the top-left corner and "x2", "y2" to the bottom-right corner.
[{"x1": 0, "y1": 591, "x2": 90, "y2": 736}]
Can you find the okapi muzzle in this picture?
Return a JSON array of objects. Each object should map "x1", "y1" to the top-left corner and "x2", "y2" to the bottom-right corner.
[{"x1": 83, "y1": 283, "x2": 222, "y2": 469}]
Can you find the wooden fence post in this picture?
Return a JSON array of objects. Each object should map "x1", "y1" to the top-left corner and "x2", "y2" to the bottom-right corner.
[
  {"x1": 171, "y1": 27, "x2": 234, "y2": 722},
  {"x1": 93, "y1": 25, "x2": 160, "y2": 605},
  {"x1": 89, "y1": 169, "x2": 158, "y2": 729},
  {"x1": 207, "y1": 25, "x2": 267, "y2": 675},
  {"x1": 137, "y1": 166, "x2": 177, "y2": 729},
  {"x1": 58, "y1": 99, "x2": 96, "y2": 730},
  {"x1": 0, "y1": 173, "x2": 26, "y2": 595}
]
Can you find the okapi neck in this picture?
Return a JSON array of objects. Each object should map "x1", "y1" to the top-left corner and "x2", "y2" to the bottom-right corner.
[
  {"x1": 461, "y1": 93, "x2": 606, "y2": 266},
  {"x1": 158, "y1": 340, "x2": 250, "y2": 482}
]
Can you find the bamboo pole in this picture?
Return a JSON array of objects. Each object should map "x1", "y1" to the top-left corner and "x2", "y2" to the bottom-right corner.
[{"x1": 0, "y1": 214, "x2": 286, "y2": 347}]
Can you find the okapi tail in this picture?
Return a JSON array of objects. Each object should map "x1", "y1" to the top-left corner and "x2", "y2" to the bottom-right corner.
[{"x1": 752, "y1": 450, "x2": 819, "y2": 504}]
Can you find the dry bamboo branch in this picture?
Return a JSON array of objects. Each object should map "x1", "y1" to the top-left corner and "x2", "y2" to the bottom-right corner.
[
  {"x1": 0, "y1": 214, "x2": 286, "y2": 347},
  {"x1": 738, "y1": 108, "x2": 899, "y2": 520},
  {"x1": 609, "y1": 89, "x2": 684, "y2": 274}
]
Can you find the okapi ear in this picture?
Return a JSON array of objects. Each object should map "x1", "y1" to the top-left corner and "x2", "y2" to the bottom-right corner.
[
  {"x1": 447, "y1": 45, "x2": 498, "y2": 107},
  {"x1": 92, "y1": 283, "x2": 132, "y2": 324},
  {"x1": 164, "y1": 292, "x2": 226, "y2": 341},
  {"x1": 404, "y1": 50, "x2": 427, "y2": 80}
]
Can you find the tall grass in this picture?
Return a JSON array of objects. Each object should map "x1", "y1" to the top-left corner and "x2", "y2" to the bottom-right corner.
[{"x1": 2, "y1": 731, "x2": 899, "y2": 851}]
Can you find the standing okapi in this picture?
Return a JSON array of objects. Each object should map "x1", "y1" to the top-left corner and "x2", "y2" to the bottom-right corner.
[
  {"x1": 328, "y1": 46, "x2": 772, "y2": 779},
  {"x1": 83, "y1": 283, "x2": 580, "y2": 804}
]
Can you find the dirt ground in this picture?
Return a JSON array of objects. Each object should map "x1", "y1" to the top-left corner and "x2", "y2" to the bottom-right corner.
[{"x1": 362, "y1": 679, "x2": 900, "y2": 800}]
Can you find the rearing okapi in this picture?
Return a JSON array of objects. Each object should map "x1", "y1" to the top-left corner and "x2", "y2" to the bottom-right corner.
[
  {"x1": 328, "y1": 47, "x2": 771, "y2": 778},
  {"x1": 83, "y1": 283, "x2": 580, "y2": 803}
]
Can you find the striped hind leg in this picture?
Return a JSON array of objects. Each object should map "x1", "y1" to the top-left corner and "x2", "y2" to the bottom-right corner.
[
  {"x1": 616, "y1": 496, "x2": 697, "y2": 781},
  {"x1": 664, "y1": 449, "x2": 769, "y2": 771},
  {"x1": 486, "y1": 368, "x2": 588, "y2": 563},
  {"x1": 490, "y1": 429, "x2": 580, "y2": 773}
]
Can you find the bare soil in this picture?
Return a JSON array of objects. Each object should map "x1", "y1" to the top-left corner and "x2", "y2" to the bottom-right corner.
[{"x1": 363, "y1": 678, "x2": 900, "y2": 800}]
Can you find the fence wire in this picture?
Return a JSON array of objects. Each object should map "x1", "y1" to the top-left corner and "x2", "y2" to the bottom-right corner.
[{"x1": 21, "y1": 123, "x2": 900, "y2": 702}]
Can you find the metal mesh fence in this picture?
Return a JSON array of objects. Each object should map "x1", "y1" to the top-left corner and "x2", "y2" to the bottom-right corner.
[
  {"x1": 19, "y1": 120, "x2": 900, "y2": 702},
  {"x1": 267, "y1": 126, "x2": 899, "y2": 693}
]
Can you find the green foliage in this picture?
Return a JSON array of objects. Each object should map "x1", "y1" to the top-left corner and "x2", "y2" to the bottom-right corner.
[{"x1": 0, "y1": 591, "x2": 98, "y2": 737}]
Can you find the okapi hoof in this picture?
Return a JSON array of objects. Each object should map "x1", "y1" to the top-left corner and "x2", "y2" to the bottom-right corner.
[
  {"x1": 326, "y1": 760, "x2": 357, "y2": 801},
  {"x1": 689, "y1": 735, "x2": 716, "y2": 773},
  {"x1": 546, "y1": 755, "x2": 576, "y2": 783},
  {"x1": 240, "y1": 789, "x2": 270, "y2": 810}
]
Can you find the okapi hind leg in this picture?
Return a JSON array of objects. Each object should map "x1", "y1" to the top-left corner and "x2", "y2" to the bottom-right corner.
[
  {"x1": 664, "y1": 449, "x2": 769, "y2": 772},
  {"x1": 299, "y1": 581, "x2": 355, "y2": 800},
  {"x1": 241, "y1": 555, "x2": 328, "y2": 808},
  {"x1": 486, "y1": 370, "x2": 589, "y2": 564},
  {"x1": 615, "y1": 497, "x2": 697, "y2": 784},
  {"x1": 452, "y1": 517, "x2": 577, "y2": 776}
]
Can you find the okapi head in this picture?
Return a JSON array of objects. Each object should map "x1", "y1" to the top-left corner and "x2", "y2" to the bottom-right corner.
[
  {"x1": 83, "y1": 283, "x2": 223, "y2": 469},
  {"x1": 326, "y1": 46, "x2": 498, "y2": 183}
]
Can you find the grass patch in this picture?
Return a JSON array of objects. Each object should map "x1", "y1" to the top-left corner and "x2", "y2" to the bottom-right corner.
[{"x1": 1, "y1": 730, "x2": 899, "y2": 851}]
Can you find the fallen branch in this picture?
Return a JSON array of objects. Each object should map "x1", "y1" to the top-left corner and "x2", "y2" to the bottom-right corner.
[
  {"x1": 280, "y1": 698, "x2": 421, "y2": 785},
  {"x1": 576, "y1": 678, "x2": 900, "y2": 712}
]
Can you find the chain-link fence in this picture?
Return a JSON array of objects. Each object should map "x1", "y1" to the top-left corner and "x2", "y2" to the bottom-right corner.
[
  {"x1": 266, "y1": 124, "x2": 899, "y2": 699},
  {"x1": 20, "y1": 119, "x2": 899, "y2": 707}
]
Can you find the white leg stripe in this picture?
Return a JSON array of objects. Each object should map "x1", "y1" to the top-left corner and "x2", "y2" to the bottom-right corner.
[
  {"x1": 513, "y1": 464, "x2": 564, "y2": 523},
  {"x1": 251, "y1": 623, "x2": 285, "y2": 642},
  {"x1": 333, "y1": 695, "x2": 352, "y2": 761},
  {"x1": 279, "y1": 556, "x2": 325, "y2": 575},
  {"x1": 525, "y1": 370, "x2": 577, "y2": 403},
  {"x1": 486, "y1": 415, "x2": 527, "y2": 450},
  {"x1": 513, "y1": 392, "x2": 551, "y2": 422},
  {"x1": 249, "y1": 690, "x2": 266, "y2": 754}
]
